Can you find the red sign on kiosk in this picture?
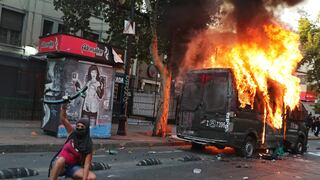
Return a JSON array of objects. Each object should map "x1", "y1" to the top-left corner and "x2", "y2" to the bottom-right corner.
[{"x1": 39, "y1": 34, "x2": 124, "y2": 65}]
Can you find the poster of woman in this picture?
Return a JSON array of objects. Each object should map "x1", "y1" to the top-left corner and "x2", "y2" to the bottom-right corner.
[
  {"x1": 76, "y1": 65, "x2": 105, "y2": 126},
  {"x1": 56, "y1": 60, "x2": 114, "y2": 138}
]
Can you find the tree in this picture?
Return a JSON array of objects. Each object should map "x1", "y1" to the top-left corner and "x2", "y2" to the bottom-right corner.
[
  {"x1": 298, "y1": 17, "x2": 320, "y2": 93},
  {"x1": 314, "y1": 97, "x2": 320, "y2": 113},
  {"x1": 53, "y1": 0, "x2": 221, "y2": 137},
  {"x1": 53, "y1": 0, "x2": 153, "y2": 63}
]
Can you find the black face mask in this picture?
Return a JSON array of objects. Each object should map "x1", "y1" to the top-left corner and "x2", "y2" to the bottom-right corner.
[{"x1": 75, "y1": 128, "x2": 87, "y2": 138}]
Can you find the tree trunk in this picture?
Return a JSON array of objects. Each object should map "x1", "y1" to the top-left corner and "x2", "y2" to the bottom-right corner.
[{"x1": 151, "y1": 34, "x2": 172, "y2": 137}]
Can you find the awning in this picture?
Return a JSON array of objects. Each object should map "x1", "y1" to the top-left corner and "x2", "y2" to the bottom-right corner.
[
  {"x1": 38, "y1": 34, "x2": 124, "y2": 66},
  {"x1": 300, "y1": 91, "x2": 317, "y2": 102}
]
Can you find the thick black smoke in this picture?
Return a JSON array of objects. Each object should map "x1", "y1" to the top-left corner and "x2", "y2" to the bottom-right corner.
[
  {"x1": 164, "y1": 0, "x2": 305, "y2": 76},
  {"x1": 230, "y1": 0, "x2": 305, "y2": 37},
  {"x1": 159, "y1": 0, "x2": 222, "y2": 76}
]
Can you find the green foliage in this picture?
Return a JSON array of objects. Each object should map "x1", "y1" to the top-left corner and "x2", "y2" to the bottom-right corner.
[
  {"x1": 54, "y1": 0, "x2": 156, "y2": 64},
  {"x1": 53, "y1": 0, "x2": 221, "y2": 67},
  {"x1": 298, "y1": 17, "x2": 320, "y2": 93},
  {"x1": 53, "y1": 0, "x2": 103, "y2": 34},
  {"x1": 313, "y1": 96, "x2": 320, "y2": 113}
]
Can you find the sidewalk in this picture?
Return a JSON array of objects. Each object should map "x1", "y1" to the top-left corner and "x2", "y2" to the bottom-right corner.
[
  {"x1": 0, "y1": 118, "x2": 189, "y2": 153},
  {"x1": 308, "y1": 131, "x2": 320, "y2": 140},
  {"x1": 1, "y1": 119, "x2": 319, "y2": 153}
]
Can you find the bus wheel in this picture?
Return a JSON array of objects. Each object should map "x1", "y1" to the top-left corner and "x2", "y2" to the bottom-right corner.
[
  {"x1": 191, "y1": 143, "x2": 205, "y2": 151},
  {"x1": 237, "y1": 136, "x2": 256, "y2": 158},
  {"x1": 293, "y1": 137, "x2": 305, "y2": 155}
]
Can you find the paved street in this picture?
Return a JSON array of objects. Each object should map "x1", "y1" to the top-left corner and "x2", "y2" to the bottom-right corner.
[{"x1": 1, "y1": 140, "x2": 320, "y2": 180}]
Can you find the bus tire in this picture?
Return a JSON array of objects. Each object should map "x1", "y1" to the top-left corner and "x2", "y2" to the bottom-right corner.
[
  {"x1": 293, "y1": 137, "x2": 305, "y2": 155},
  {"x1": 236, "y1": 136, "x2": 256, "y2": 158}
]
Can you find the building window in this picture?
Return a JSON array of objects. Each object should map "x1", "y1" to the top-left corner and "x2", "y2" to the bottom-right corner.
[
  {"x1": 0, "y1": 8, "x2": 24, "y2": 46},
  {"x1": 83, "y1": 31, "x2": 99, "y2": 41},
  {"x1": 42, "y1": 20, "x2": 54, "y2": 36},
  {"x1": 58, "y1": 24, "x2": 65, "y2": 33}
]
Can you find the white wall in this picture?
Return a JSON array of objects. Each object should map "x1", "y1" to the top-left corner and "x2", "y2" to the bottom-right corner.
[{"x1": 0, "y1": 0, "x2": 109, "y2": 49}]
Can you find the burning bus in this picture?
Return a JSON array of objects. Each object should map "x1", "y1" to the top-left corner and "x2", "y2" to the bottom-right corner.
[
  {"x1": 169, "y1": 0, "x2": 310, "y2": 158},
  {"x1": 176, "y1": 68, "x2": 308, "y2": 157}
]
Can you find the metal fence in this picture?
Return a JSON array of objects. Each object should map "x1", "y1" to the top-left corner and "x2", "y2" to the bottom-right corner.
[
  {"x1": 131, "y1": 92, "x2": 177, "y2": 120},
  {"x1": 0, "y1": 97, "x2": 42, "y2": 120}
]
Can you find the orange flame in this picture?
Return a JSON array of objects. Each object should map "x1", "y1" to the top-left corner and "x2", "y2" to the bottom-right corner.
[{"x1": 181, "y1": 23, "x2": 302, "y2": 130}]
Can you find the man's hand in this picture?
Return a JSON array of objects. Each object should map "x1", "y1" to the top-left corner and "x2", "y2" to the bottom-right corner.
[
  {"x1": 60, "y1": 104, "x2": 73, "y2": 135},
  {"x1": 60, "y1": 104, "x2": 68, "y2": 120}
]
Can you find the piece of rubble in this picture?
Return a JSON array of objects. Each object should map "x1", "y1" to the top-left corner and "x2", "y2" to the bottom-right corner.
[
  {"x1": 243, "y1": 177, "x2": 249, "y2": 180},
  {"x1": 193, "y1": 168, "x2": 202, "y2": 174},
  {"x1": 31, "y1": 131, "x2": 38, "y2": 136},
  {"x1": 107, "y1": 149, "x2": 118, "y2": 155}
]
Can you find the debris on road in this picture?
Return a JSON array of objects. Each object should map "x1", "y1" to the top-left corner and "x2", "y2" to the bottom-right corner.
[
  {"x1": 193, "y1": 168, "x2": 202, "y2": 174},
  {"x1": 31, "y1": 131, "x2": 38, "y2": 136},
  {"x1": 179, "y1": 155, "x2": 202, "y2": 162},
  {"x1": 216, "y1": 154, "x2": 231, "y2": 162},
  {"x1": 243, "y1": 177, "x2": 249, "y2": 180},
  {"x1": 107, "y1": 149, "x2": 119, "y2": 155},
  {"x1": 148, "y1": 151, "x2": 157, "y2": 154}
]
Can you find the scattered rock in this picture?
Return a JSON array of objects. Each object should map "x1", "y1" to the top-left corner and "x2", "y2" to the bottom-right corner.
[
  {"x1": 31, "y1": 131, "x2": 38, "y2": 136},
  {"x1": 179, "y1": 155, "x2": 202, "y2": 162},
  {"x1": 193, "y1": 168, "x2": 202, "y2": 174},
  {"x1": 107, "y1": 175, "x2": 119, "y2": 178},
  {"x1": 107, "y1": 149, "x2": 118, "y2": 155}
]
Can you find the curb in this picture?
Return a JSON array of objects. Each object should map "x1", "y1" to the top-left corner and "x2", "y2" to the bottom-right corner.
[
  {"x1": 308, "y1": 137, "x2": 320, "y2": 140},
  {"x1": 0, "y1": 140, "x2": 190, "y2": 153}
]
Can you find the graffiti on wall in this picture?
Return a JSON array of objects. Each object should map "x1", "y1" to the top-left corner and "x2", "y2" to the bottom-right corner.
[{"x1": 42, "y1": 60, "x2": 63, "y2": 129}]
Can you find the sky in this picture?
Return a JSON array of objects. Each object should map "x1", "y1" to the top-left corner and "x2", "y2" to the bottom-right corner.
[{"x1": 280, "y1": 0, "x2": 320, "y2": 30}]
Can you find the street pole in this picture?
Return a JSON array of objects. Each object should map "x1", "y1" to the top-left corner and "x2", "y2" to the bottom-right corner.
[
  {"x1": 117, "y1": 0, "x2": 135, "y2": 135},
  {"x1": 152, "y1": 73, "x2": 158, "y2": 122}
]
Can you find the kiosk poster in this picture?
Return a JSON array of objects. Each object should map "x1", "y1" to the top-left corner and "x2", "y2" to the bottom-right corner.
[
  {"x1": 42, "y1": 59, "x2": 64, "y2": 133},
  {"x1": 42, "y1": 58, "x2": 114, "y2": 138}
]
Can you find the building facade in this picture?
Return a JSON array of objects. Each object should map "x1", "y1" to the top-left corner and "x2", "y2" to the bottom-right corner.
[{"x1": 0, "y1": 0, "x2": 109, "y2": 120}]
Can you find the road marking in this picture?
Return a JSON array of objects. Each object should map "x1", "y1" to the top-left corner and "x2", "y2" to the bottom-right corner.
[
  {"x1": 148, "y1": 150, "x2": 183, "y2": 154},
  {"x1": 93, "y1": 155, "x2": 108, "y2": 158},
  {"x1": 307, "y1": 152, "x2": 320, "y2": 156}
]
